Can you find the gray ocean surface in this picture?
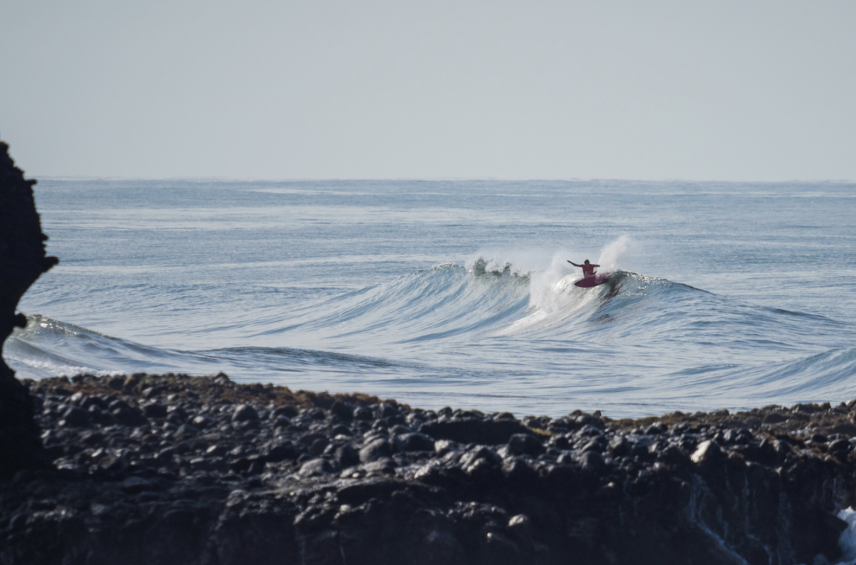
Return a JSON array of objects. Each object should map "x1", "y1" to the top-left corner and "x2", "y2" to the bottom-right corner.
[{"x1": 6, "y1": 180, "x2": 856, "y2": 418}]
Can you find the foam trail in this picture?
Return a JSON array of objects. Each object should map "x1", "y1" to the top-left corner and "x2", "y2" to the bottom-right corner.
[
  {"x1": 528, "y1": 252, "x2": 577, "y2": 314},
  {"x1": 494, "y1": 251, "x2": 599, "y2": 336}
]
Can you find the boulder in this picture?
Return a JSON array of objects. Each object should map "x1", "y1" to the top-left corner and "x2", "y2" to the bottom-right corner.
[{"x1": 420, "y1": 418, "x2": 533, "y2": 445}]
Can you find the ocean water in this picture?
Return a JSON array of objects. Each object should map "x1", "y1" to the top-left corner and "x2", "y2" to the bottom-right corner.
[{"x1": 5, "y1": 179, "x2": 856, "y2": 418}]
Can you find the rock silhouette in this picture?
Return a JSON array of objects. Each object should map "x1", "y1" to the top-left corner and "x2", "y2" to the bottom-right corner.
[{"x1": 0, "y1": 141, "x2": 58, "y2": 478}]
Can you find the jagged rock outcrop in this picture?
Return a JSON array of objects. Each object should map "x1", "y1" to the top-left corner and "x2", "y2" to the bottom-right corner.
[{"x1": 0, "y1": 141, "x2": 58, "y2": 478}]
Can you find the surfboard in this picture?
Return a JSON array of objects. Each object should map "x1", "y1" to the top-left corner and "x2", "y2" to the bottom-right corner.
[{"x1": 574, "y1": 272, "x2": 610, "y2": 288}]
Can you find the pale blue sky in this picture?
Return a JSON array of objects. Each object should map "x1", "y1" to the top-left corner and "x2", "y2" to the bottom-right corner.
[{"x1": 2, "y1": 0, "x2": 854, "y2": 180}]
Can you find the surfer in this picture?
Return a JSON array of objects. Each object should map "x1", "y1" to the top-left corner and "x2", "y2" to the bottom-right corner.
[{"x1": 567, "y1": 259, "x2": 599, "y2": 278}]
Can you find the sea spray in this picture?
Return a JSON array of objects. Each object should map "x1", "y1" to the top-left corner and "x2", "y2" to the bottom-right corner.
[
  {"x1": 530, "y1": 236, "x2": 632, "y2": 314},
  {"x1": 466, "y1": 248, "x2": 554, "y2": 277},
  {"x1": 597, "y1": 235, "x2": 632, "y2": 271}
]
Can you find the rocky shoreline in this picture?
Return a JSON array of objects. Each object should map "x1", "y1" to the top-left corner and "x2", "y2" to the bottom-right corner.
[{"x1": 1, "y1": 372, "x2": 854, "y2": 564}]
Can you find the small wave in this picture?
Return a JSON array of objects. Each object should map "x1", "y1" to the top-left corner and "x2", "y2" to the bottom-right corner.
[
  {"x1": 5, "y1": 315, "x2": 188, "y2": 379},
  {"x1": 737, "y1": 346, "x2": 856, "y2": 399},
  {"x1": 5, "y1": 314, "x2": 421, "y2": 383}
]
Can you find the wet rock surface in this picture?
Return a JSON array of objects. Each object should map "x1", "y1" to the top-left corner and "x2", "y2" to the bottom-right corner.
[{"x1": 3, "y1": 374, "x2": 856, "y2": 564}]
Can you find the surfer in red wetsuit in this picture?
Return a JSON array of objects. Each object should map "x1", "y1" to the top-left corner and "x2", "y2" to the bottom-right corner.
[{"x1": 567, "y1": 259, "x2": 599, "y2": 277}]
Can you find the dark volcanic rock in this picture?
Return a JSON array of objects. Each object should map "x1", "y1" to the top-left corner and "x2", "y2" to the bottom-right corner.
[
  {"x1": 0, "y1": 140, "x2": 57, "y2": 478},
  {"x1": 507, "y1": 433, "x2": 545, "y2": 456},
  {"x1": 420, "y1": 417, "x2": 534, "y2": 444},
  {"x1": 3, "y1": 374, "x2": 856, "y2": 564},
  {"x1": 360, "y1": 437, "x2": 393, "y2": 462},
  {"x1": 59, "y1": 405, "x2": 90, "y2": 428},
  {"x1": 232, "y1": 404, "x2": 259, "y2": 422},
  {"x1": 394, "y1": 432, "x2": 435, "y2": 453}
]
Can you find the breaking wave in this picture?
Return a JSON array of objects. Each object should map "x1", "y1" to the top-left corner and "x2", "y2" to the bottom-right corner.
[{"x1": 7, "y1": 249, "x2": 855, "y2": 417}]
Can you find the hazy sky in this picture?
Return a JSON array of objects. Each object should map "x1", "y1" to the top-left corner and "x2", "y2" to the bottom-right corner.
[{"x1": 2, "y1": 0, "x2": 854, "y2": 180}]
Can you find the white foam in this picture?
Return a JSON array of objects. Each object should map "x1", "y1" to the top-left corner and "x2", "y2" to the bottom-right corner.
[
  {"x1": 484, "y1": 237, "x2": 633, "y2": 336},
  {"x1": 496, "y1": 253, "x2": 595, "y2": 335},
  {"x1": 528, "y1": 252, "x2": 582, "y2": 313},
  {"x1": 5, "y1": 354, "x2": 105, "y2": 380},
  {"x1": 836, "y1": 507, "x2": 856, "y2": 564},
  {"x1": 465, "y1": 248, "x2": 555, "y2": 277}
]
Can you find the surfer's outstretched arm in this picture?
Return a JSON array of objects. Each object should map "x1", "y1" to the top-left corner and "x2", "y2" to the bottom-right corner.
[{"x1": 567, "y1": 260, "x2": 581, "y2": 267}]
